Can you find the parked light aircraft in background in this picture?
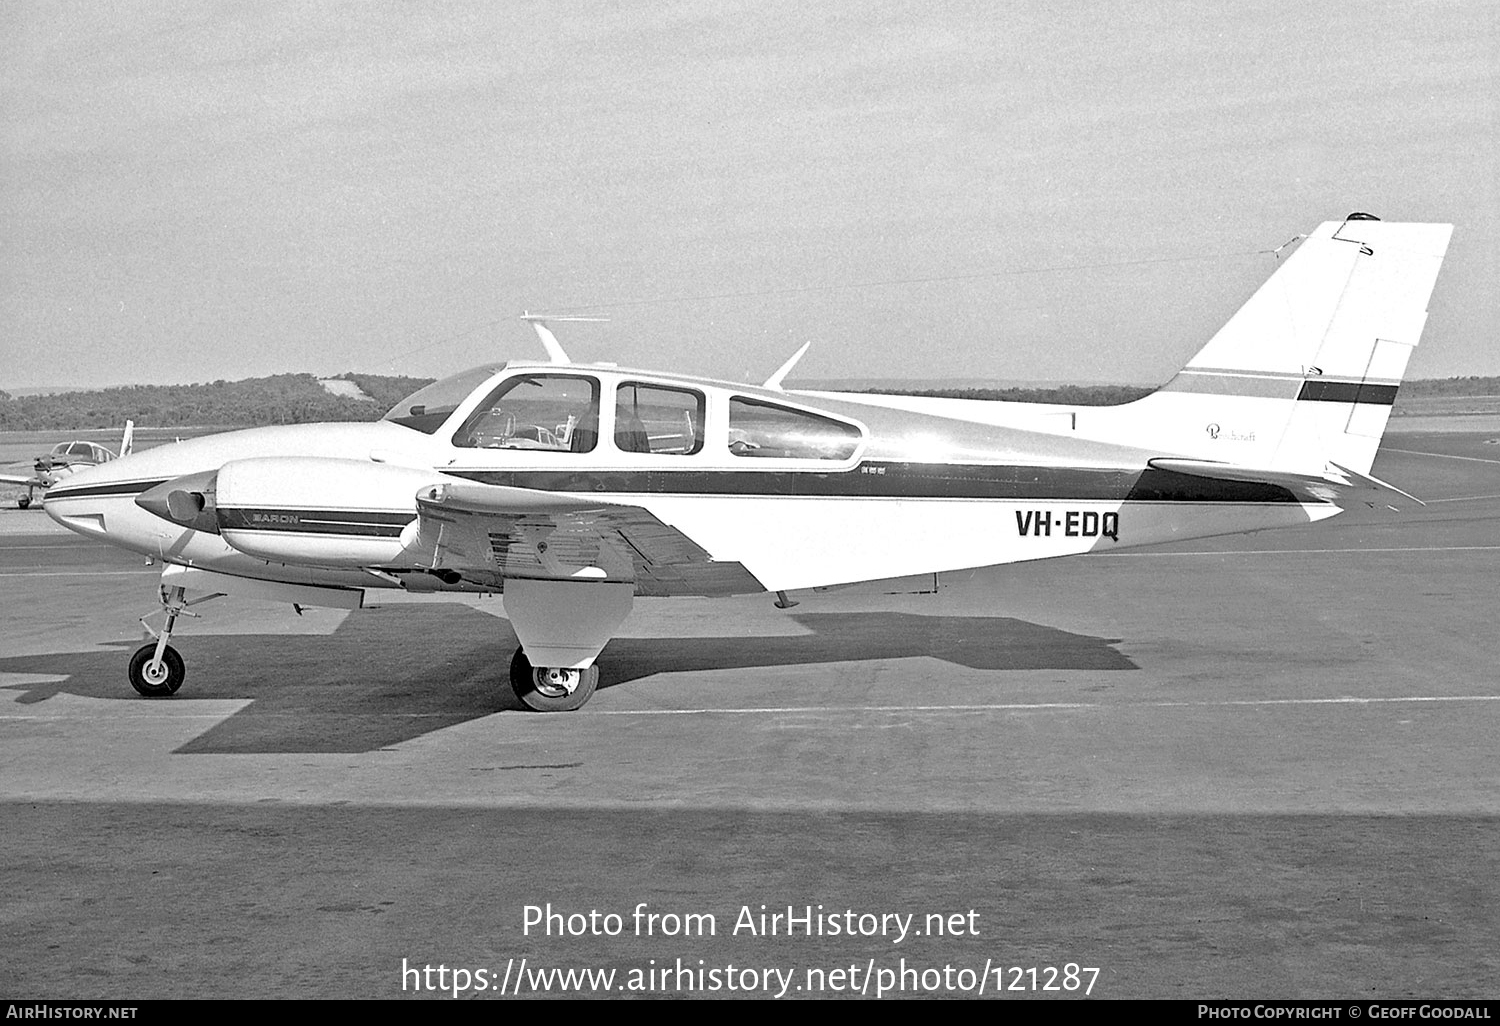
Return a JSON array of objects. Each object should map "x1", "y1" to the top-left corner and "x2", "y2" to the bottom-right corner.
[
  {"x1": 1, "y1": 422, "x2": 133, "y2": 509},
  {"x1": 44, "y1": 216, "x2": 1451, "y2": 709}
]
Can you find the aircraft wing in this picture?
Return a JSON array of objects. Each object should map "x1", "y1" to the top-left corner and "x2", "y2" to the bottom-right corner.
[
  {"x1": 411, "y1": 479, "x2": 764, "y2": 597},
  {"x1": 1147, "y1": 458, "x2": 1424, "y2": 507}
]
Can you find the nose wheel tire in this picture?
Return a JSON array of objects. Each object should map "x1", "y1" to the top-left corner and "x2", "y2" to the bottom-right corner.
[
  {"x1": 509, "y1": 647, "x2": 598, "y2": 712},
  {"x1": 128, "y1": 643, "x2": 185, "y2": 697}
]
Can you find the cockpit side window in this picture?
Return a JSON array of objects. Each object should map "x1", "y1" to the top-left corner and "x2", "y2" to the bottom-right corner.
[
  {"x1": 615, "y1": 383, "x2": 705, "y2": 455},
  {"x1": 454, "y1": 375, "x2": 601, "y2": 453},
  {"x1": 727, "y1": 398, "x2": 861, "y2": 460}
]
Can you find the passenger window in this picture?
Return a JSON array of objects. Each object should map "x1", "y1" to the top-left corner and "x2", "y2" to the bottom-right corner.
[
  {"x1": 454, "y1": 375, "x2": 600, "y2": 453},
  {"x1": 615, "y1": 383, "x2": 705, "y2": 455},
  {"x1": 727, "y1": 398, "x2": 861, "y2": 460}
]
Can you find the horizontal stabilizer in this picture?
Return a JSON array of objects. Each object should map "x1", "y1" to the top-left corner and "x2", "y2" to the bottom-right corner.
[{"x1": 1147, "y1": 457, "x2": 1424, "y2": 508}]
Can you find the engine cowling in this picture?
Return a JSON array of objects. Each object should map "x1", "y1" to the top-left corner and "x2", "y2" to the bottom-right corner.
[{"x1": 212, "y1": 457, "x2": 438, "y2": 566}]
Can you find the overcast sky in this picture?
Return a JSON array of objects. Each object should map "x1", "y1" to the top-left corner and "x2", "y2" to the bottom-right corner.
[{"x1": 2, "y1": 1, "x2": 1495, "y2": 390}]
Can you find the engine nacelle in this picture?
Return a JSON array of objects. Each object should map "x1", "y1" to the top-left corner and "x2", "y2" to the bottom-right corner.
[{"x1": 214, "y1": 457, "x2": 438, "y2": 566}]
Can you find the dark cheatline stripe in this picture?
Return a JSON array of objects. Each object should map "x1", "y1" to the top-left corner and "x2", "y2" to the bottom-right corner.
[
  {"x1": 43, "y1": 479, "x2": 169, "y2": 500},
  {"x1": 42, "y1": 464, "x2": 1305, "y2": 511},
  {"x1": 217, "y1": 508, "x2": 414, "y2": 538},
  {"x1": 1297, "y1": 380, "x2": 1398, "y2": 405},
  {"x1": 447, "y1": 463, "x2": 1300, "y2": 504}
]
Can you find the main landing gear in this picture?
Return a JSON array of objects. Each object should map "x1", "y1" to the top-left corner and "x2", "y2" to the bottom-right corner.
[
  {"x1": 509, "y1": 647, "x2": 599, "y2": 712},
  {"x1": 128, "y1": 584, "x2": 218, "y2": 697},
  {"x1": 501, "y1": 578, "x2": 633, "y2": 713}
]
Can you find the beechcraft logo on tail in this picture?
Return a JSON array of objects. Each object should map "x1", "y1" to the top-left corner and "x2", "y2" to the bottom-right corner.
[{"x1": 1015, "y1": 510, "x2": 1119, "y2": 540}]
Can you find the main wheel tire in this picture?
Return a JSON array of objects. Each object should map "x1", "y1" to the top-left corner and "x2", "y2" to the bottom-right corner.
[
  {"x1": 17, "y1": 496, "x2": 30, "y2": 510},
  {"x1": 509, "y1": 646, "x2": 598, "y2": 712},
  {"x1": 128, "y1": 642, "x2": 185, "y2": 697}
]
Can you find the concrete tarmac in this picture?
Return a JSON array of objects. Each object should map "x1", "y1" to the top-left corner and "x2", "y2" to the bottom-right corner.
[{"x1": 1, "y1": 430, "x2": 1497, "y2": 999}]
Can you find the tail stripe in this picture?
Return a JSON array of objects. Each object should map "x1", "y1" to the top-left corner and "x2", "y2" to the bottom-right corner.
[
  {"x1": 1296, "y1": 381, "x2": 1398, "y2": 405},
  {"x1": 1163, "y1": 370, "x2": 1400, "y2": 404}
]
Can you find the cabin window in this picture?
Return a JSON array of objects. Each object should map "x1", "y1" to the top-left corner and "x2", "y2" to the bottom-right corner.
[
  {"x1": 727, "y1": 398, "x2": 861, "y2": 460},
  {"x1": 454, "y1": 375, "x2": 601, "y2": 453},
  {"x1": 615, "y1": 383, "x2": 705, "y2": 455}
]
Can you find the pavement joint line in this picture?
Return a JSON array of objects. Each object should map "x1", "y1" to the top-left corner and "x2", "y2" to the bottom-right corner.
[
  {"x1": 1385, "y1": 447, "x2": 1500, "y2": 466},
  {"x1": 1, "y1": 543, "x2": 117, "y2": 548},
  {"x1": 4, "y1": 695, "x2": 1498, "y2": 722},
  {"x1": 0, "y1": 570, "x2": 160, "y2": 577},
  {"x1": 1424, "y1": 493, "x2": 1500, "y2": 504},
  {"x1": 1097, "y1": 545, "x2": 1500, "y2": 556},
  {"x1": 586, "y1": 695, "x2": 1500, "y2": 716},
  {"x1": 0, "y1": 712, "x2": 466, "y2": 720}
]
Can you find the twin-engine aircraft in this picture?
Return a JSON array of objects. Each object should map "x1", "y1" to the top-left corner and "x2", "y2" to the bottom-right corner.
[
  {"x1": 1, "y1": 422, "x2": 133, "y2": 509},
  {"x1": 45, "y1": 216, "x2": 1452, "y2": 710}
]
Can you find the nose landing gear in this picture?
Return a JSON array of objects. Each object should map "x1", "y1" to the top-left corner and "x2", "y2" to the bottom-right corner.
[
  {"x1": 128, "y1": 584, "x2": 219, "y2": 697},
  {"x1": 128, "y1": 642, "x2": 184, "y2": 697}
]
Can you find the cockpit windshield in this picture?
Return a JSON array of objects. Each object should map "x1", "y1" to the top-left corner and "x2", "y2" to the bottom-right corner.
[{"x1": 382, "y1": 364, "x2": 503, "y2": 434}]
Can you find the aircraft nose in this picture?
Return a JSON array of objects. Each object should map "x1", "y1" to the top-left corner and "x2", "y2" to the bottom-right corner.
[{"x1": 41, "y1": 460, "x2": 116, "y2": 538}]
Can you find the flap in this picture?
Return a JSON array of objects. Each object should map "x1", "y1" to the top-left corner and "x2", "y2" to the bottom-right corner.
[{"x1": 412, "y1": 479, "x2": 764, "y2": 597}]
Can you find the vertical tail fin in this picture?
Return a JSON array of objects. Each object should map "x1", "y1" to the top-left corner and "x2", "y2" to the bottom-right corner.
[
  {"x1": 1115, "y1": 215, "x2": 1452, "y2": 475},
  {"x1": 119, "y1": 420, "x2": 135, "y2": 458}
]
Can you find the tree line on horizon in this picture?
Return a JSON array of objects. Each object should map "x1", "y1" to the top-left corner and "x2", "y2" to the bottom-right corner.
[
  {"x1": 0, "y1": 373, "x2": 432, "y2": 431},
  {"x1": 1, "y1": 372, "x2": 1498, "y2": 431}
]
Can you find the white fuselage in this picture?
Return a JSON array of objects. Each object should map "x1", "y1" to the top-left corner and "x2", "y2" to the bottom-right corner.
[{"x1": 45, "y1": 364, "x2": 1337, "y2": 601}]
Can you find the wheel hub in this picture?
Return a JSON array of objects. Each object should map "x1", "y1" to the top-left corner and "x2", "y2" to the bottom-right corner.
[
  {"x1": 141, "y1": 660, "x2": 170, "y2": 686},
  {"x1": 533, "y1": 666, "x2": 580, "y2": 697}
]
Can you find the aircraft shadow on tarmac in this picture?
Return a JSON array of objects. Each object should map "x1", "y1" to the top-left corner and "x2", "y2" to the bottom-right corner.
[{"x1": 0, "y1": 604, "x2": 1136, "y2": 754}]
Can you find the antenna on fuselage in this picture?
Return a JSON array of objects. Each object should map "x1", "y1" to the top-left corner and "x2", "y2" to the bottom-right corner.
[
  {"x1": 762, "y1": 341, "x2": 811, "y2": 390},
  {"x1": 520, "y1": 313, "x2": 608, "y2": 365}
]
